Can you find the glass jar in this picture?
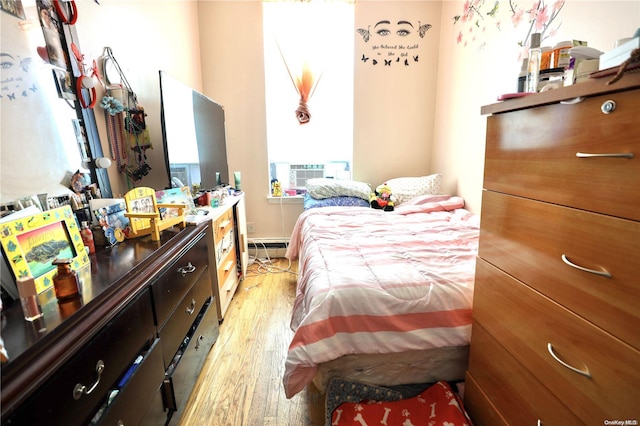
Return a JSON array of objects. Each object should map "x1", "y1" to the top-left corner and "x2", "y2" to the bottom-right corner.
[{"x1": 53, "y1": 258, "x2": 81, "y2": 301}]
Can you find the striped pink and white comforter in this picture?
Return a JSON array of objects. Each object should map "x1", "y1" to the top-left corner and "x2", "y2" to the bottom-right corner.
[{"x1": 283, "y1": 195, "x2": 479, "y2": 398}]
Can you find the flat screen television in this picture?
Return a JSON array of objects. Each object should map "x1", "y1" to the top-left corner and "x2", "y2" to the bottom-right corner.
[{"x1": 159, "y1": 71, "x2": 230, "y2": 190}]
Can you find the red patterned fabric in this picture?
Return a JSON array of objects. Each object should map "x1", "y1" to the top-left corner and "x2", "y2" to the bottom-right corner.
[{"x1": 331, "y1": 381, "x2": 472, "y2": 426}]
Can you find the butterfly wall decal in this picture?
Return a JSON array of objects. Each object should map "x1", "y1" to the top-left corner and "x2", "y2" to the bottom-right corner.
[
  {"x1": 384, "y1": 59, "x2": 391, "y2": 66},
  {"x1": 361, "y1": 54, "x2": 369, "y2": 62},
  {"x1": 418, "y1": 21, "x2": 432, "y2": 38},
  {"x1": 17, "y1": 56, "x2": 32, "y2": 72},
  {"x1": 356, "y1": 26, "x2": 371, "y2": 42}
]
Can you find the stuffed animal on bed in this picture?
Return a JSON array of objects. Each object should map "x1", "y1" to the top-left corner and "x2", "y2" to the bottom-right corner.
[{"x1": 370, "y1": 182, "x2": 395, "y2": 211}]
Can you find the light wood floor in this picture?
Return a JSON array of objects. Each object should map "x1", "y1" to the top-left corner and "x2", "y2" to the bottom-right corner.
[{"x1": 179, "y1": 258, "x2": 326, "y2": 426}]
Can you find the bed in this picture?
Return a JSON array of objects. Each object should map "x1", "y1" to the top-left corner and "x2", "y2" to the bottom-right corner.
[{"x1": 283, "y1": 182, "x2": 480, "y2": 399}]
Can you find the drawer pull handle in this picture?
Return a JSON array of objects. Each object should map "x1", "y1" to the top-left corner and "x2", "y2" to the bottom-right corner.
[
  {"x1": 178, "y1": 262, "x2": 196, "y2": 276},
  {"x1": 561, "y1": 254, "x2": 612, "y2": 278},
  {"x1": 186, "y1": 298, "x2": 196, "y2": 315},
  {"x1": 576, "y1": 152, "x2": 634, "y2": 159},
  {"x1": 218, "y1": 219, "x2": 230, "y2": 229},
  {"x1": 73, "y1": 360, "x2": 105, "y2": 400},
  {"x1": 560, "y1": 96, "x2": 584, "y2": 105},
  {"x1": 223, "y1": 260, "x2": 234, "y2": 273},
  {"x1": 547, "y1": 343, "x2": 591, "y2": 378}
]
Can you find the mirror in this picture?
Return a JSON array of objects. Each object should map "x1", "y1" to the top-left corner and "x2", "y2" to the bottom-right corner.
[
  {"x1": 159, "y1": 71, "x2": 230, "y2": 190},
  {"x1": 0, "y1": 2, "x2": 111, "y2": 208}
]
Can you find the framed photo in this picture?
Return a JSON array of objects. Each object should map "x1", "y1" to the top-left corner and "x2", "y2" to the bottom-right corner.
[
  {"x1": 53, "y1": 68, "x2": 76, "y2": 100},
  {"x1": 128, "y1": 196, "x2": 154, "y2": 214},
  {"x1": 72, "y1": 119, "x2": 90, "y2": 161},
  {"x1": 156, "y1": 186, "x2": 197, "y2": 218},
  {"x1": 93, "y1": 201, "x2": 131, "y2": 246},
  {"x1": 1, "y1": 1, "x2": 26, "y2": 20},
  {"x1": 0, "y1": 206, "x2": 88, "y2": 294}
]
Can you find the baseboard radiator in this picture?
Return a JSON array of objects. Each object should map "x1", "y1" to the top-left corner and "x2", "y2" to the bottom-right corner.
[{"x1": 247, "y1": 238, "x2": 289, "y2": 259}]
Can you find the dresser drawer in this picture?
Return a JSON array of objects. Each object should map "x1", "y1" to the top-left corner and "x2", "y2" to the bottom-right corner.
[
  {"x1": 151, "y1": 231, "x2": 209, "y2": 329},
  {"x1": 479, "y1": 191, "x2": 640, "y2": 349},
  {"x1": 218, "y1": 260, "x2": 239, "y2": 318},
  {"x1": 159, "y1": 266, "x2": 212, "y2": 368},
  {"x1": 464, "y1": 373, "x2": 508, "y2": 426},
  {"x1": 92, "y1": 338, "x2": 165, "y2": 425},
  {"x1": 473, "y1": 259, "x2": 640, "y2": 423},
  {"x1": 4, "y1": 290, "x2": 155, "y2": 425},
  {"x1": 466, "y1": 323, "x2": 581, "y2": 425},
  {"x1": 213, "y1": 207, "x2": 234, "y2": 242},
  {"x1": 165, "y1": 297, "x2": 219, "y2": 423},
  {"x1": 484, "y1": 89, "x2": 640, "y2": 221},
  {"x1": 215, "y1": 227, "x2": 235, "y2": 267},
  {"x1": 217, "y1": 244, "x2": 237, "y2": 288}
]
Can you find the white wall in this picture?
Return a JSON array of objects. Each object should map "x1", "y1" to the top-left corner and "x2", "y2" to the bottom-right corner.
[
  {"x1": 433, "y1": 0, "x2": 640, "y2": 214},
  {"x1": 2, "y1": 0, "x2": 638, "y2": 237},
  {"x1": 75, "y1": 0, "x2": 202, "y2": 196},
  {"x1": 353, "y1": 1, "x2": 442, "y2": 185}
]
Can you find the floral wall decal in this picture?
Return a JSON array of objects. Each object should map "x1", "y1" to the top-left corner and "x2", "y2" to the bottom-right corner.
[{"x1": 453, "y1": 0, "x2": 566, "y2": 57}]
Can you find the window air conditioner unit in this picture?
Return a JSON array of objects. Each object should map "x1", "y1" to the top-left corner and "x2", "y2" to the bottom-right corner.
[{"x1": 289, "y1": 164, "x2": 324, "y2": 188}]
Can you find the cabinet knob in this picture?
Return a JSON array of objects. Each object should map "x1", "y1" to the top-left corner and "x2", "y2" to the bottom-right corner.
[{"x1": 601, "y1": 99, "x2": 616, "y2": 114}]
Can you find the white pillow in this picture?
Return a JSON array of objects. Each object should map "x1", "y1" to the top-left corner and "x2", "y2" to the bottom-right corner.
[
  {"x1": 385, "y1": 174, "x2": 442, "y2": 205},
  {"x1": 306, "y1": 178, "x2": 372, "y2": 200}
]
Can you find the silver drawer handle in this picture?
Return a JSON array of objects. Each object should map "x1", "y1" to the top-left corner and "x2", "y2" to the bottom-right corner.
[
  {"x1": 178, "y1": 262, "x2": 196, "y2": 276},
  {"x1": 561, "y1": 254, "x2": 612, "y2": 278},
  {"x1": 73, "y1": 360, "x2": 105, "y2": 400},
  {"x1": 547, "y1": 343, "x2": 591, "y2": 378},
  {"x1": 560, "y1": 96, "x2": 584, "y2": 104},
  {"x1": 186, "y1": 298, "x2": 196, "y2": 315},
  {"x1": 576, "y1": 152, "x2": 634, "y2": 159}
]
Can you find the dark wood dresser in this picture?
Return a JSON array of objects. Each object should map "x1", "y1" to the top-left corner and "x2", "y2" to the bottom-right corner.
[
  {"x1": 1, "y1": 222, "x2": 219, "y2": 425},
  {"x1": 464, "y1": 72, "x2": 640, "y2": 424}
]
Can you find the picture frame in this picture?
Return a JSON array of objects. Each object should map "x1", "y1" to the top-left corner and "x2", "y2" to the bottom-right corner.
[
  {"x1": 1, "y1": 0, "x2": 26, "y2": 20},
  {"x1": 0, "y1": 206, "x2": 88, "y2": 294},
  {"x1": 93, "y1": 200, "x2": 131, "y2": 246},
  {"x1": 53, "y1": 68, "x2": 76, "y2": 101},
  {"x1": 156, "y1": 186, "x2": 198, "y2": 218},
  {"x1": 73, "y1": 119, "x2": 90, "y2": 162}
]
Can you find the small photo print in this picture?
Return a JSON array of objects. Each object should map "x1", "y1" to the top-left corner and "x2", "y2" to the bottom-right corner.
[
  {"x1": 53, "y1": 68, "x2": 75, "y2": 100},
  {"x1": 1, "y1": 0, "x2": 26, "y2": 20}
]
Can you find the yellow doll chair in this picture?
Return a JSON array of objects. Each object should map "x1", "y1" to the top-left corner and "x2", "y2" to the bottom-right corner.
[{"x1": 124, "y1": 187, "x2": 186, "y2": 241}]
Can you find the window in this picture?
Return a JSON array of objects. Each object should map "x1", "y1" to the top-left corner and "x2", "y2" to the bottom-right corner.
[{"x1": 262, "y1": 1, "x2": 354, "y2": 193}]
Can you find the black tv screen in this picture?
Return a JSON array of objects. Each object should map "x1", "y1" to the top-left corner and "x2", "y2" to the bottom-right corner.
[{"x1": 159, "y1": 71, "x2": 230, "y2": 190}]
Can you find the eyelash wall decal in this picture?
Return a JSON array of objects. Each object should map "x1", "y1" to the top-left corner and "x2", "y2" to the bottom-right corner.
[{"x1": 358, "y1": 18, "x2": 430, "y2": 68}]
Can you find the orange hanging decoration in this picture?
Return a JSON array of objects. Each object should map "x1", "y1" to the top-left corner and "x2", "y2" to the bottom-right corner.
[
  {"x1": 276, "y1": 40, "x2": 322, "y2": 125},
  {"x1": 294, "y1": 64, "x2": 315, "y2": 124}
]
